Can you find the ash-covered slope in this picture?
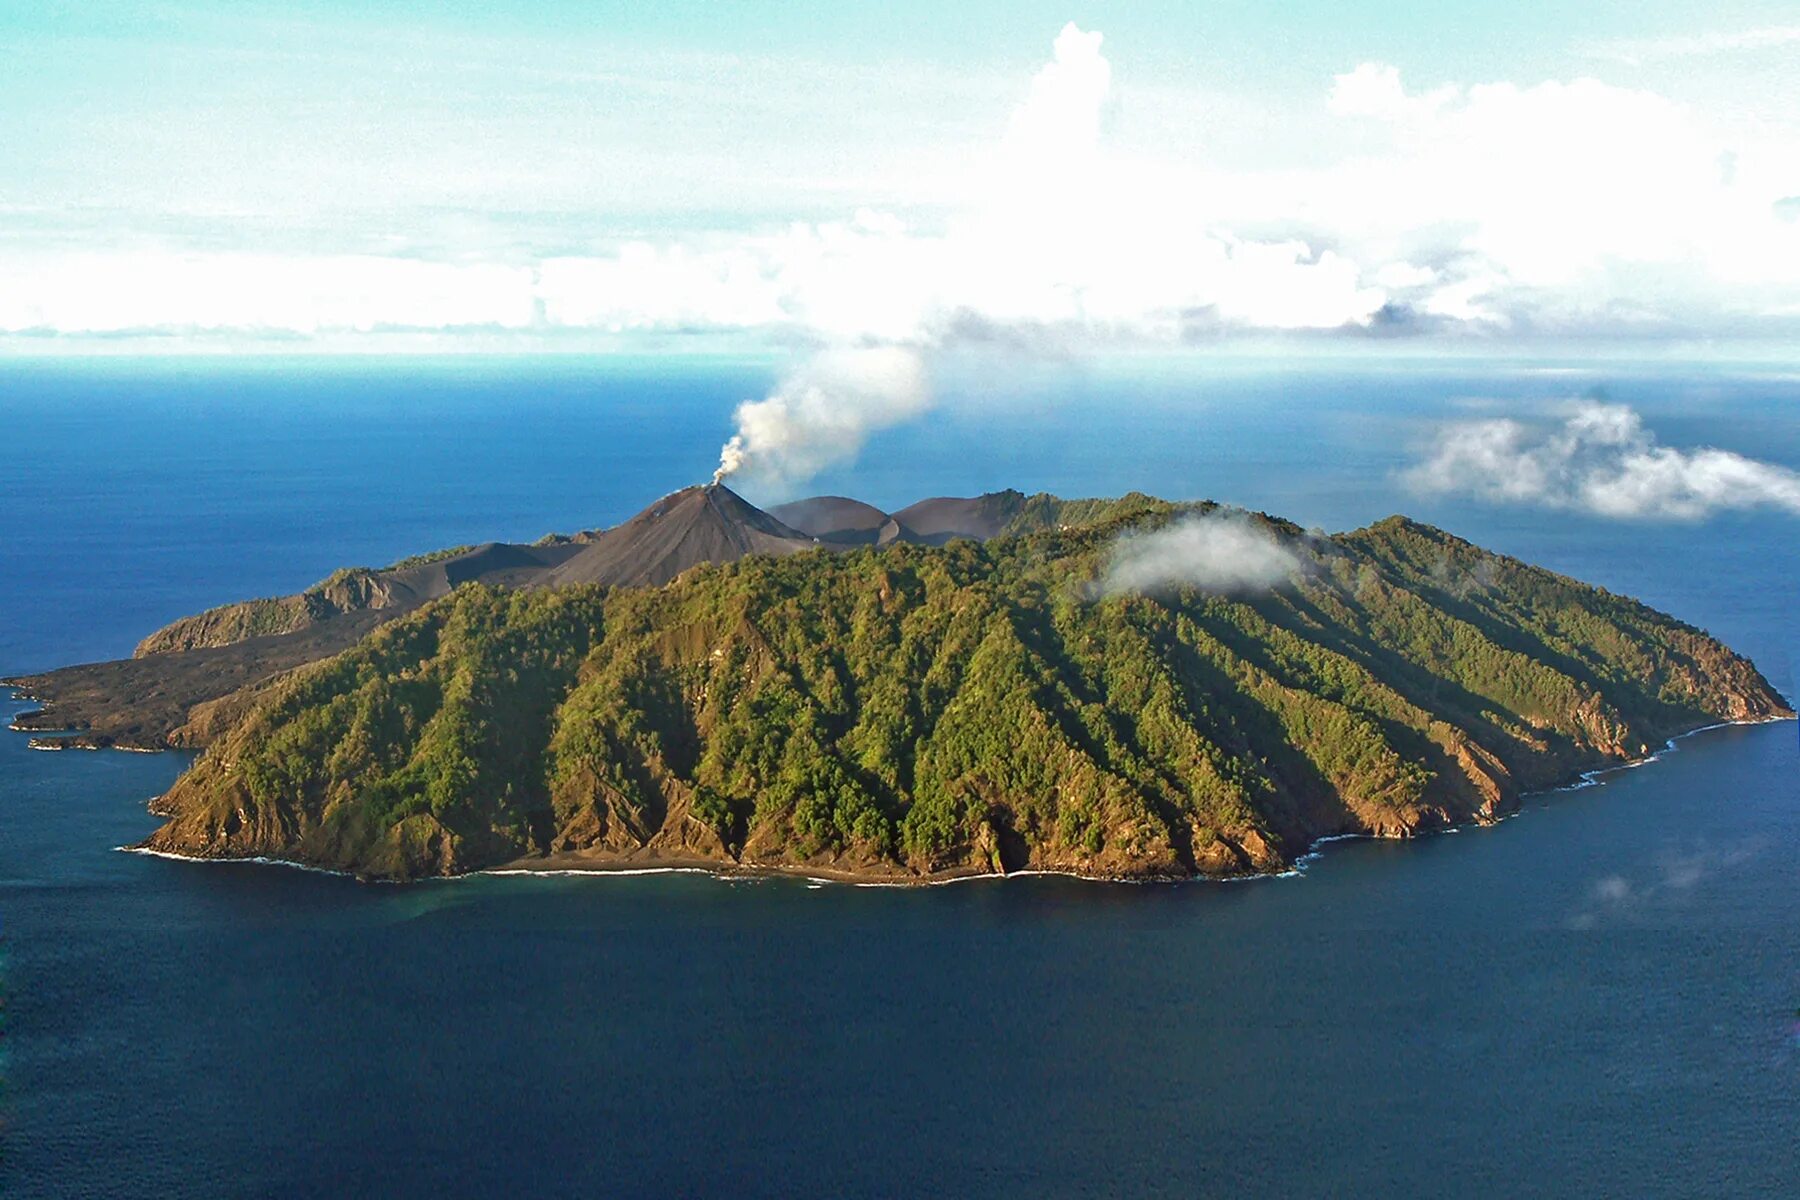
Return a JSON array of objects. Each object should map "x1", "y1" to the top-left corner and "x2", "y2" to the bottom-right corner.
[
  {"x1": 771, "y1": 490, "x2": 1042, "y2": 548},
  {"x1": 134, "y1": 485, "x2": 1025, "y2": 657},
  {"x1": 550, "y1": 485, "x2": 818, "y2": 587},
  {"x1": 767, "y1": 495, "x2": 893, "y2": 544},
  {"x1": 134, "y1": 504, "x2": 1791, "y2": 883},
  {"x1": 890, "y1": 490, "x2": 1027, "y2": 544}
]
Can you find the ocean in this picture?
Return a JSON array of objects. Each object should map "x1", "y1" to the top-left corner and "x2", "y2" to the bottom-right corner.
[{"x1": 2, "y1": 355, "x2": 1796, "y2": 1197}]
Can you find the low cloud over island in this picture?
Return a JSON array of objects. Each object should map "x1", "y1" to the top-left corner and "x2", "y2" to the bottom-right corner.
[{"x1": 1099, "y1": 513, "x2": 1306, "y2": 597}]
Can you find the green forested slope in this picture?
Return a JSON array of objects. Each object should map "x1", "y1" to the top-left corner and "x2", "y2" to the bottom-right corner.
[{"x1": 140, "y1": 501, "x2": 1791, "y2": 880}]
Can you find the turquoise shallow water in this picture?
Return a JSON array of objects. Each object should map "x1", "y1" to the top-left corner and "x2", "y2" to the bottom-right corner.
[{"x1": 1, "y1": 357, "x2": 1795, "y2": 1197}]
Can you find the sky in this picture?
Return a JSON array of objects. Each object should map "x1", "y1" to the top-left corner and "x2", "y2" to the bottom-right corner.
[{"x1": 4, "y1": 2, "x2": 1800, "y2": 355}]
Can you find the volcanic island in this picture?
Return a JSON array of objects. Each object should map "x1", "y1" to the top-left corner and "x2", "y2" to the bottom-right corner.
[{"x1": 7, "y1": 485, "x2": 1790, "y2": 882}]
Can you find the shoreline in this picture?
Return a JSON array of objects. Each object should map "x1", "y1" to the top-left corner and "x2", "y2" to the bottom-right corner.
[
  {"x1": 106, "y1": 713, "x2": 1794, "y2": 889},
  {"x1": 1278, "y1": 714, "x2": 1794, "y2": 872},
  {"x1": 119, "y1": 844, "x2": 376, "y2": 881},
  {"x1": 5, "y1": 685, "x2": 167, "y2": 751},
  {"x1": 29, "y1": 738, "x2": 162, "y2": 753}
]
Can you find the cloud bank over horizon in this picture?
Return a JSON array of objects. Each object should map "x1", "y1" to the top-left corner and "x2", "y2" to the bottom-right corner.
[
  {"x1": 5, "y1": 20, "x2": 1800, "y2": 351},
  {"x1": 1405, "y1": 401, "x2": 1800, "y2": 519}
]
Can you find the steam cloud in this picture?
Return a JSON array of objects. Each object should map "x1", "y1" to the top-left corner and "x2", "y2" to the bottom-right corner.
[
  {"x1": 1405, "y1": 402, "x2": 1800, "y2": 519},
  {"x1": 1100, "y1": 513, "x2": 1305, "y2": 597},
  {"x1": 712, "y1": 25, "x2": 1111, "y2": 494},
  {"x1": 712, "y1": 347, "x2": 930, "y2": 491}
]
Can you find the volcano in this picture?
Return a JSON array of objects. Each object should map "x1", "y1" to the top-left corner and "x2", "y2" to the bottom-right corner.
[
  {"x1": 889, "y1": 489, "x2": 1026, "y2": 544},
  {"x1": 549, "y1": 484, "x2": 818, "y2": 588},
  {"x1": 8, "y1": 483, "x2": 1048, "y2": 748},
  {"x1": 766, "y1": 495, "x2": 893, "y2": 544}
]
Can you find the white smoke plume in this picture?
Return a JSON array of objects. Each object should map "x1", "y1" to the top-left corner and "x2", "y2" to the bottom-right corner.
[
  {"x1": 1405, "y1": 401, "x2": 1800, "y2": 519},
  {"x1": 712, "y1": 346, "x2": 930, "y2": 491},
  {"x1": 1100, "y1": 513, "x2": 1306, "y2": 597},
  {"x1": 711, "y1": 25, "x2": 1113, "y2": 494}
]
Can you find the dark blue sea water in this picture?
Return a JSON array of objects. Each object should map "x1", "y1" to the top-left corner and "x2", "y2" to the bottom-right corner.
[{"x1": 1, "y1": 356, "x2": 1796, "y2": 1197}]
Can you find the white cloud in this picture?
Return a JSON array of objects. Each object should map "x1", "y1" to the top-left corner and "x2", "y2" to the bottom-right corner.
[
  {"x1": 1405, "y1": 401, "x2": 1800, "y2": 519},
  {"x1": 1005, "y1": 23, "x2": 1112, "y2": 167},
  {"x1": 1100, "y1": 513, "x2": 1305, "y2": 597},
  {"x1": 0, "y1": 251, "x2": 537, "y2": 334},
  {"x1": 5, "y1": 28, "x2": 1800, "y2": 350},
  {"x1": 0, "y1": 27, "x2": 1424, "y2": 347},
  {"x1": 1594, "y1": 25, "x2": 1800, "y2": 63},
  {"x1": 1313, "y1": 69, "x2": 1800, "y2": 317},
  {"x1": 1328, "y1": 62, "x2": 1457, "y2": 121}
]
